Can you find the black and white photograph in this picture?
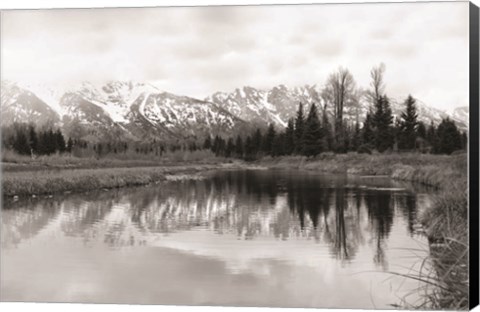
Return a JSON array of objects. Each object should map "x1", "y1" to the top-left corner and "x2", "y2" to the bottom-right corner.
[{"x1": 0, "y1": 1, "x2": 478, "y2": 311}]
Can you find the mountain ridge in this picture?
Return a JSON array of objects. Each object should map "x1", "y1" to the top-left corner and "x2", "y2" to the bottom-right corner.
[{"x1": 1, "y1": 80, "x2": 468, "y2": 142}]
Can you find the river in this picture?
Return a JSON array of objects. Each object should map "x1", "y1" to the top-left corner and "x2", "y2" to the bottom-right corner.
[{"x1": 1, "y1": 169, "x2": 433, "y2": 309}]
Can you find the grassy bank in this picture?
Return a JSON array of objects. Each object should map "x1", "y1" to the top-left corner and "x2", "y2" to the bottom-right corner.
[
  {"x1": 1, "y1": 162, "x2": 251, "y2": 198},
  {"x1": 1, "y1": 149, "x2": 224, "y2": 172},
  {"x1": 259, "y1": 152, "x2": 469, "y2": 309},
  {"x1": 258, "y1": 152, "x2": 466, "y2": 184}
]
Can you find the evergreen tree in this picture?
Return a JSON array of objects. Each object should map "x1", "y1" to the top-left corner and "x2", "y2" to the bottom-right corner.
[
  {"x1": 284, "y1": 118, "x2": 295, "y2": 155},
  {"x1": 372, "y1": 95, "x2": 394, "y2": 152},
  {"x1": 28, "y1": 125, "x2": 38, "y2": 154},
  {"x1": 47, "y1": 129, "x2": 57, "y2": 154},
  {"x1": 393, "y1": 117, "x2": 402, "y2": 152},
  {"x1": 252, "y1": 128, "x2": 263, "y2": 156},
  {"x1": 55, "y1": 129, "x2": 66, "y2": 153},
  {"x1": 417, "y1": 121, "x2": 427, "y2": 139},
  {"x1": 426, "y1": 121, "x2": 437, "y2": 152},
  {"x1": 362, "y1": 112, "x2": 375, "y2": 147},
  {"x1": 235, "y1": 135, "x2": 244, "y2": 158},
  {"x1": 203, "y1": 136, "x2": 212, "y2": 150},
  {"x1": 244, "y1": 136, "x2": 254, "y2": 160},
  {"x1": 301, "y1": 103, "x2": 323, "y2": 157},
  {"x1": 436, "y1": 118, "x2": 462, "y2": 154},
  {"x1": 263, "y1": 124, "x2": 276, "y2": 155},
  {"x1": 272, "y1": 132, "x2": 285, "y2": 156},
  {"x1": 14, "y1": 129, "x2": 30, "y2": 155},
  {"x1": 225, "y1": 138, "x2": 235, "y2": 157},
  {"x1": 294, "y1": 103, "x2": 305, "y2": 154},
  {"x1": 399, "y1": 95, "x2": 418, "y2": 150},
  {"x1": 212, "y1": 135, "x2": 225, "y2": 156}
]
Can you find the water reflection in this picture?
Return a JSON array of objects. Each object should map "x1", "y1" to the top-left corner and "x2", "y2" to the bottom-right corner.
[
  {"x1": 2, "y1": 170, "x2": 433, "y2": 308},
  {"x1": 3, "y1": 170, "x2": 425, "y2": 268}
]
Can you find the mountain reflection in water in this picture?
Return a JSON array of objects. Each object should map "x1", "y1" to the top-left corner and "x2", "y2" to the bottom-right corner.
[{"x1": 1, "y1": 170, "x2": 432, "y2": 308}]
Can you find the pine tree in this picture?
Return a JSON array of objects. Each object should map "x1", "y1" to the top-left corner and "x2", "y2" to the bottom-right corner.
[
  {"x1": 372, "y1": 95, "x2": 394, "y2": 152},
  {"x1": 263, "y1": 124, "x2": 276, "y2": 156},
  {"x1": 301, "y1": 103, "x2": 323, "y2": 157},
  {"x1": 252, "y1": 128, "x2": 263, "y2": 156},
  {"x1": 212, "y1": 135, "x2": 225, "y2": 156},
  {"x1": 244, "y1": 136, "x2": 254, "y2": 160},
  {"x1": 272, "y1": 132, "x2": 285, "y2": 156},
  {"x1": 294, "y1": 103, "x2": 305, "y2": 154},
  {"x1": 225, "y1": 138, "x2": 235, "y2": 157},
  {"x1": 13, "y1": 129, "x2": 30, "y2": 155},
  {"x1": 417, "y1": 121, "x2": 427, "y2": 139},
  {"x1": 426, "y1": 121, "x2": 437, "y2": 152},
  {"x1": 284, "y1": 118, "x2": 295, "y2": 155},
  {"x1": 28, "y1": 125, "x2": 38, "y2": 154},
  {"x1": 436, "y1": 118, "x2": 462, "y2": 154},
  {"x1": 235, "y1": 135, "x2": 244, "y2": 158},
  {"x1": 203, "y1": 136, "x2": 212, "y2": 150},
  {"x1": 47, "y1": 129, "x2": 57, "y2": 154},
  {"x1": 362, "y1": 112, "x2": 375, "y2": 147},
  {"x1": 399, "y1": 95, "x2": 418, "y2": 150},
  {"x1": 55, "y1": 129, "x2": 66, "y2": 153}
]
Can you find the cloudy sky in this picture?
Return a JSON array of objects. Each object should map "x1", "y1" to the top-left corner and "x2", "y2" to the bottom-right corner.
[{"x1": 1, "y1": 2, "x2": 469, "y2": 110}]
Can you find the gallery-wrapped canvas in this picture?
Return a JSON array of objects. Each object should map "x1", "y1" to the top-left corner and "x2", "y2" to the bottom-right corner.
[{"x1": 1, "y1": 1, "x2": 479, "y2": 311}]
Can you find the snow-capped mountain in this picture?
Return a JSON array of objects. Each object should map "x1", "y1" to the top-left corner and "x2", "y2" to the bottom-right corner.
[
  {"x1": 208, "y1": 85, "x2": 467, "y2": 130},
  {"x1": 1, "y1": 80, "x2": 468, "y2": 142},
  {"x1": 1, "y1": 81, "x2": 248, "y2": 141},
  {"x1": 1, "y1": 81, "x2": 60, "y2": 126}
]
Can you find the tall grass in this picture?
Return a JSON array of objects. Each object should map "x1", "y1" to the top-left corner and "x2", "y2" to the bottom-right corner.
[
  {"x1": 1, "y1": 149, "x2": 222, "y2": 172},
  {"x1": 259, "y1": 152, "x2": 466, "y2": 180},
  {"x1": 2, "y1": 164, "x2": 222, "y2": 197}
]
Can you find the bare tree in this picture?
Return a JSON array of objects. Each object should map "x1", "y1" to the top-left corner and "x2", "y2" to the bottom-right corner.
[
  {"x1": 323, "y1": 67, "x2": 356, "y2": 151},
  {"x1": 367, "y1": 63, "x2": 386, "y2": 105}
]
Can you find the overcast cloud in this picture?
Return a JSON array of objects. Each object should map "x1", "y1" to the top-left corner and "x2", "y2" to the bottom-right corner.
[{"x1": 1, "y1": 2, "x2": 469, "y2": 110}]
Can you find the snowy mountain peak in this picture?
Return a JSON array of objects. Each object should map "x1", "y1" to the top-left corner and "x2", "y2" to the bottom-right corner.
[{"x1": 1, "y1": 80, "x2": 468, "y2": 143}]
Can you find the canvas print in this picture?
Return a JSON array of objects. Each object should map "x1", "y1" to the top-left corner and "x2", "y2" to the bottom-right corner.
[{"x1": 0, "y1": 1, "x2": 476, "y2": 310}]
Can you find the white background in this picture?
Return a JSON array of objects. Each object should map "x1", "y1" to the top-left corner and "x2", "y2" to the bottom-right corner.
[{"x1": 0, "y1": 0, "x2": 478, "y2": 312}]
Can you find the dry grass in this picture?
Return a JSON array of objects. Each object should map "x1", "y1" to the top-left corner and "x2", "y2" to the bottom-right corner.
[
  {"x1": 1, "y1": 149, "x2": 222, "y2": 172},
  {"x1": 259, "y1": 152, "x2": 466, "y2": 181},
  {"x1": 1, "y1": 164, "x2": 227, "y2": 197}
]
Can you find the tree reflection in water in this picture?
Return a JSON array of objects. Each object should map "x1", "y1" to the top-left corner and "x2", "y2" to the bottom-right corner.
[{"x1": 2, "y1": 170, "x2": 423, "y2": 270}]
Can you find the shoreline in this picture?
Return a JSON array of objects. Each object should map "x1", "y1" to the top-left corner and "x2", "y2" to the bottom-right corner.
[
  {"x1": 1, "y1": 152, "x2": 468, "y2": 309},
  {"x1": 1, "y1": 161, "x2": 265, "y2": 198},
  {"x1": 2, "y1": 153, "x2": 465, "y2": 198}
]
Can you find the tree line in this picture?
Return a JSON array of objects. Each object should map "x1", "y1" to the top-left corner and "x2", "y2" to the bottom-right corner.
[
  {"x1": 2, "y1": 65, "x2": 467, "y2": 159},
  {"x1": 204, "y1": 64, "x2": 467, "y2": 159},
  {"x1": 2, "y1": 123, "x2": 72, "y2": 156},
  {"x1": 204, "y1": 98, "x2": 466, "y2": 160}
]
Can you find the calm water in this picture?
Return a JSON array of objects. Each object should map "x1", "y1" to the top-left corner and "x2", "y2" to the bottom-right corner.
[{"x1": 1, "y1": 169, "x2": 433, "y2": 309}]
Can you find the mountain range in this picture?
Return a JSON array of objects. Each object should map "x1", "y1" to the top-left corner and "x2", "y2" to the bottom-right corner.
[{"x1": 1, "y1": 80, "x2": 469, "y2": 142}]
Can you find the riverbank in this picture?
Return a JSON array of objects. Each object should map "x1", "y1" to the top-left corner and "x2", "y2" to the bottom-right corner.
[
  {"x1": 1, "y1": 161, "x2": 255, "y2": 198},
  {"x1": 1, "y1": 152, "x2": 469, "y2": 308},
  {"x1": 257, "y1": 152, "x2": 468, "y2": 310}
]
